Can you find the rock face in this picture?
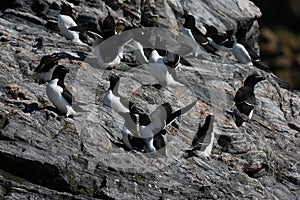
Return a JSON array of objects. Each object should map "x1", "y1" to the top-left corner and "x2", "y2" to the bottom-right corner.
[{"x1": 0, "y1": 0, "x2": 299, "y2": 199}]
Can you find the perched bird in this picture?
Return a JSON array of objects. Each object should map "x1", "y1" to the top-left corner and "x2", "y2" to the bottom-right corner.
[
  {"x1": 138, "y1": 101, "x2": 197, "y2": 152},
  {"x1": 68, "y1": 6, "x2": 117, "y2": 44},
  {"x1": 191, "y1": 115, "x2": 215, "y2": 157},
  {"x1": 182, "y1": 13, "x2": 218, "y2": 56},
  {"x1": 203, "y1": 23, "x2": 234, "y2": 51},
  {"x1": 103, "y1": 74, "x2": 133, "y2": 113},
  {"x1": 46, "y1": 65, "x2": 76, "y2": 117},
  {"x1": 57, "y1": 2, "x2": 84, "y2": 44},
  {"x1": 147, "y1": 49, "x2": 183, "y2": 87},
  {"x1": 233, "y1": 73, "x2": 265, "y2": 126},
  {"x1": 34, "y1": 54, "x2": 60, "y2": 83},
  {"x1": 234, "y1": 17, "x2": 270, "y2": 69}
]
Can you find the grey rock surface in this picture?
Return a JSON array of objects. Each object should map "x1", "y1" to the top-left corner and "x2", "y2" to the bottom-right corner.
[{"x1": 0, "y1": 0, "x2": 299, "y2": 199}]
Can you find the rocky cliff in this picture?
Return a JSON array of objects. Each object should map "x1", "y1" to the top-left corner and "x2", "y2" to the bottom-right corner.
[{"x1": 0, "y1": 0, "x2": 299, "y2": 199}]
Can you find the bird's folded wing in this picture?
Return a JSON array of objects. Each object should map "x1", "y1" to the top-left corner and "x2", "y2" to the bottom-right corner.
[{"x1": 62, "y1": 87, "x2": 73, "y2": 105}]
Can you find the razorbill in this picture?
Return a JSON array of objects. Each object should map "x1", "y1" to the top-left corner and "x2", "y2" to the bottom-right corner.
[
  {"x1": 94, "y1": 11, "x2": 132, "y2": 68},
  {"x1": 57, "y1": 2, "x2": 84, "y2": 44},
  {"x1": 182, "y1": 13, "x2": 218, "y2": 56},
  {"x1": 147, "y1": 49, "x2": 183, "y2": 87},
  {"x1": 68, "y1": 6, "x2": 117, "y2": 44},
  {"x1": 234, "y1": 73, "x2": 265, "y2": 126},
  {"x1": 204, "y1": 24, "x2": 234, "y2": 51},
  {"x1": 191, "y1": 115, "x2": 215, "y2": 157},
  {"x1": 138, "y1": 101, "x2": 196, "y2": 152},
  {"x1": 34, "y1": 54, "x2": 60, "y2": 83},
  {"x1": 103, "y1": 74, "x2": 134, "y2": 113},
  {"x1": 46, "y1": 65, "x2": 76, "y2": 117}
]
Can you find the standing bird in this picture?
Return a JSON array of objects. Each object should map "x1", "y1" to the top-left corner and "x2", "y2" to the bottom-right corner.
[
  {"x1": 46, "y1": 65, "x2": 76, "y2": 117},
  {"x1": 34, "y1": 54, "x2": 60, "y2": 83},
  {"x1": 191, "y1": 115, "x2": 215, "y2": 158},
  {"x1": 138, "y1": 101, "x2": 196, "y2": 152},
  {"x1": 203, "y1": 23, "x2": 234, "y2": 51},
  {"x1": 182, "y1": 13, "x2": 218, "y2": 56},
  {"x1": 94, "y1": 10, "x2": 130, "y2": 67},
  {"x1": 103, "y1": 74, "x2": 136, "y2": 113},
  {"x1": 68, "y1": 6, "x2": 117, "y2": 44},
  {"x1": 147, "y1": 49, "x2": 183, "y2": 88},
  {"x1": 57, "y1": 2, "x2": 84, "y2": 44},
  {"x1": 234, "y1": 73, "x2": 265, "y2": 126}
]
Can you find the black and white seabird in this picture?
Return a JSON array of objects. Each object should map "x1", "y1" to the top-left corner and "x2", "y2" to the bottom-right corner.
[
  {"x1": 102, "y1": 74, "x2": 133, "y2": 113},
  {"x1": 34, "y1": 54, "x2": 60, "y2": 83},
  {"x1": 46, "y1": 65, "x2": 76, "y2": 117},
  {"x1": 68, "y1": 6, "x2": 117, "y2": 44},
  {"x1": 138, "y1": 101, "x2": 197, "y2": 152},
  {"x1": 147, "y1": 49, "x2": 183, "y2": 87},
  {"x1": 233, "y1": 73, "x2": 265, "y2": 126},
  {"x1": 191, "y1": 115, "x2": 215, "y2": 157},
  {"x1": 57, "y1": 2, "x2": 84, "y2": 44},
  {"x1": 203, "y1": 24, "x2": 234, "y2": 51},
  {"x1": 182, "y1": 13, "x2": 218, "y2": 56}
]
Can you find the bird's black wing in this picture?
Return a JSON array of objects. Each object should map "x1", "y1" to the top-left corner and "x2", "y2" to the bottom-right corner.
[
  {"x1": 100, "y1": 12, "x2": 116, "y2": 39},
  {"x1": 191, "y1": 27, "x2": 218, "y2": 54},
  {"x1": 168, "y1": 100, "x2": 196, "y2": 125},
  {"x1": 191, "y1": 27, "x2": 207, "y2": 44},
  {"x1": 62, "y1": 87, "x2": 73, "y2": 105},
  {"x1": 192, "y1": 115, "x2": 214, "y2": 148},
  {"x1": 235, "y1": 86, "x2": 255, "y2": 116}
]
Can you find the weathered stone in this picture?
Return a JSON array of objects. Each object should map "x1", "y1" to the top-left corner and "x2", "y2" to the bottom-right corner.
[{"x1": 0, "y1": 0, "x2": 298, "y2": 199}]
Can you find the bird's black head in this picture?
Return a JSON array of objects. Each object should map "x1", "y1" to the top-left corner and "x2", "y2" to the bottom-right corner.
[
  {"x1": 244, "y1": 73, "x2": 265, "y2": 87},
  {"x1": 183, "y1": 13, "x2": 195, "y2": 28},
  {"x1": 60, "y1": 2, "x2": 72, "y2": 16},
  {"x1": 35, "y1": 54, "x2": 60, "y2": 73},
  {"x1": 108, "y1": 74, "x2": 120, "y2": 89},
  {"x1": 51, "y1": 65, "x2": 69, "y2": 80}
]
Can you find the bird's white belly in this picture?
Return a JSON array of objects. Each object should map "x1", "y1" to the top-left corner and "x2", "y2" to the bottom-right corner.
[
  {"x1": 57, "y1": 15, "x2": 81, "y2": 43},
  {"x1": 149, "y1": 63, "x2": 169, "y2": 85},
  {"x1": 46, "y1": 84, "x2": 68, "y2": 114},
  {"x1": 233, "y1": 43, "x2": 252, "y2": 65},
  {"x1": 103, "y1": 91, "x2": 129, "y2": 113},
  {"x1": 140, "y1": 126, "x2": 156, "y2": 152}
]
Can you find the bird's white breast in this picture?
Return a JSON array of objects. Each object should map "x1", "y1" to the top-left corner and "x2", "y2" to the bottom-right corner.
[
  {"x1": 139, "y1": 126, "x2": 156, "y2": 152},
  {"x1": 233, "y1": 42, "x2": 252, "y2": 65},
  {"x1": 57, "y1": 14, "x2": 82, "y2": 43},
  {"x1": 46, "y1": 79, "x2": 76, "y2": 116}
]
